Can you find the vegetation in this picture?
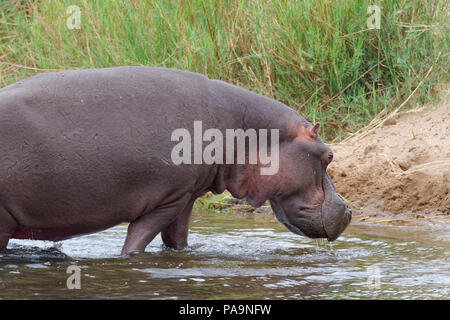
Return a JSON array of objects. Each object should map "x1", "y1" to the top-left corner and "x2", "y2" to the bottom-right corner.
[{"x1": 0, "y1": 0, "x2": 448, "y2": 140}]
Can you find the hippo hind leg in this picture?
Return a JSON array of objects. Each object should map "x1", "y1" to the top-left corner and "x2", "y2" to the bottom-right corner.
[
  {"x1": 0, "y1": 208, "x2": 18, "y2": 252},
  {"x1": 0, "y1": 233, "x2": 11, "y2": 252}
]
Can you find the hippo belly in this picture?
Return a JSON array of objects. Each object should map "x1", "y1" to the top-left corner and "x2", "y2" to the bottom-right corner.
[{"x1": 11, "y1": 225, "x2": 110, "y2": 241}]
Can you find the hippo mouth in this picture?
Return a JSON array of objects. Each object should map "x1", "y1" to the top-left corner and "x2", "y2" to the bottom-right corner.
[
  {"x1": 270, "y1": 172, "x2": 351, "y2": 241},
  {"x1": 270, "y1": 199, "x2": 309, "y2": 237},
  {"x1": 270, "y1": 199, "x2": 328, "y2": 239}
]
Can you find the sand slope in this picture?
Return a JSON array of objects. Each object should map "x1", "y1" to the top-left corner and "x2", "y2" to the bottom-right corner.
[{"x1": 328, "y1": 99, "x2": 449, "y2": 219}]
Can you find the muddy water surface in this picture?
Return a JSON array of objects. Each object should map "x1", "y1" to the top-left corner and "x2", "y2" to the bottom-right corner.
[{"x1": 0, "y1": 210, "x2": 448, "y2": 299}]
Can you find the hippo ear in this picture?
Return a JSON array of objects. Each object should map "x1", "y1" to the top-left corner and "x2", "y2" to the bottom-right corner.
[{"x1": 309, "y1": 123, "x2": 320, "y2": 139}]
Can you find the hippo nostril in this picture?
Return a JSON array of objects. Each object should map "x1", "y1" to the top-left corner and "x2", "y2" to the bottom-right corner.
[{"x1": 346, "y1": 208, "x2": 352, "y2": 222}]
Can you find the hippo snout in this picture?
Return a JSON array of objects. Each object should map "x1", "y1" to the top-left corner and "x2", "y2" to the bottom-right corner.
[
  {"x1": 321, "y1": 176, "x2": 352, "y2": 241},
  {"x1": 324, "y1": 205, "x2": 352, "y2": 241}
]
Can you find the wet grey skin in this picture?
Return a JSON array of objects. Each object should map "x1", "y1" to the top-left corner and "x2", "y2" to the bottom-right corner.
[{"x1": 0, "y1": 66, "x2": 351, "y2": 255}]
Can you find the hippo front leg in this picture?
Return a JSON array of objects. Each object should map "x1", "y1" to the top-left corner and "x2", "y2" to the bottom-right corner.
[
  {"x1": 121, "y1": 194, "x2": 191, "y2": 255},
  {"x1": 161, "y1": 198, "x2": 195, "y2": 249}
]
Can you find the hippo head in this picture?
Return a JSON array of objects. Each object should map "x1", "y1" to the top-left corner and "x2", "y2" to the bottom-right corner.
[{"x1": 267, "y1": 123, "x2": 351, "y2": 241}]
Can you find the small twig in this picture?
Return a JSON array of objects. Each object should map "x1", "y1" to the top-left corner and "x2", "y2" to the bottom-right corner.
[
  {"x1": 394, "y1": 160, "x2": 450, "y2": 176},
  {"x1": 369, "y1": 216, "x2": 432, "y2": 224},
  {"x1": 0, "y1": 61, "x2": 61, "y2": 72},
  {"x1": 355, "y1": 215, "x2": 450, "y2": 224}
]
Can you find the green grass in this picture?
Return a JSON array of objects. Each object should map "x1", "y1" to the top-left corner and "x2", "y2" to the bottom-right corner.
[{"x1": 0, "y1": 0, "x2": 448, "y2": 140}]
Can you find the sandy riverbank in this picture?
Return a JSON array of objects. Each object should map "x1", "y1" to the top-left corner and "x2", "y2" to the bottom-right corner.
[{"x1": 328, "y1": 94, "x2": 449, "y2": 222}]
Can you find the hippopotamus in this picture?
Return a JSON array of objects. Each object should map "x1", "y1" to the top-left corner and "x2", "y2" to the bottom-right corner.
[{"x1": 0, "y1": 67, "x2": 351, "y2": 255}]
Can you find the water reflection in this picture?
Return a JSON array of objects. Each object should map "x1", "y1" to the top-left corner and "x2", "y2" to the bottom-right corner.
[{"x1": 0, "y1": 210, "x2": 448, "y2": 299}]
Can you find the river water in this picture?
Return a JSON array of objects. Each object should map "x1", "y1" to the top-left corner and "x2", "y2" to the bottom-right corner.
[{"x1": 0, "y1": 210, "x2": 448, "y2": 299}]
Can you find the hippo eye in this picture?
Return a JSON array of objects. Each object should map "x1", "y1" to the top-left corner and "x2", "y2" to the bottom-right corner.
[
  {"x1": 321, "y1": 151, "x2": 333, "y2": 168},
  {"x1": 328, "y1": 153, "x2": 333, "y2": 162}
]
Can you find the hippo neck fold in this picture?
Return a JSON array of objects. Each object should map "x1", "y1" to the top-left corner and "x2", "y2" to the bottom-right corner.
[{"x1": 206, "y1": 79, "x2": 310, "y2": 207}]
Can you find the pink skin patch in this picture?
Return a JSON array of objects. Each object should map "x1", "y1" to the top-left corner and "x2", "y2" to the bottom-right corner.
[{"x1": 294, "y1": 123, "x2": 320, "y2": 142}]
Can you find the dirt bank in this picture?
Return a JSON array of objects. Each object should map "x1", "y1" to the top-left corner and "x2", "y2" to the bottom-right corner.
[{"x1": 328, "y1": 96, "x2": 449, "y2": 220}]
